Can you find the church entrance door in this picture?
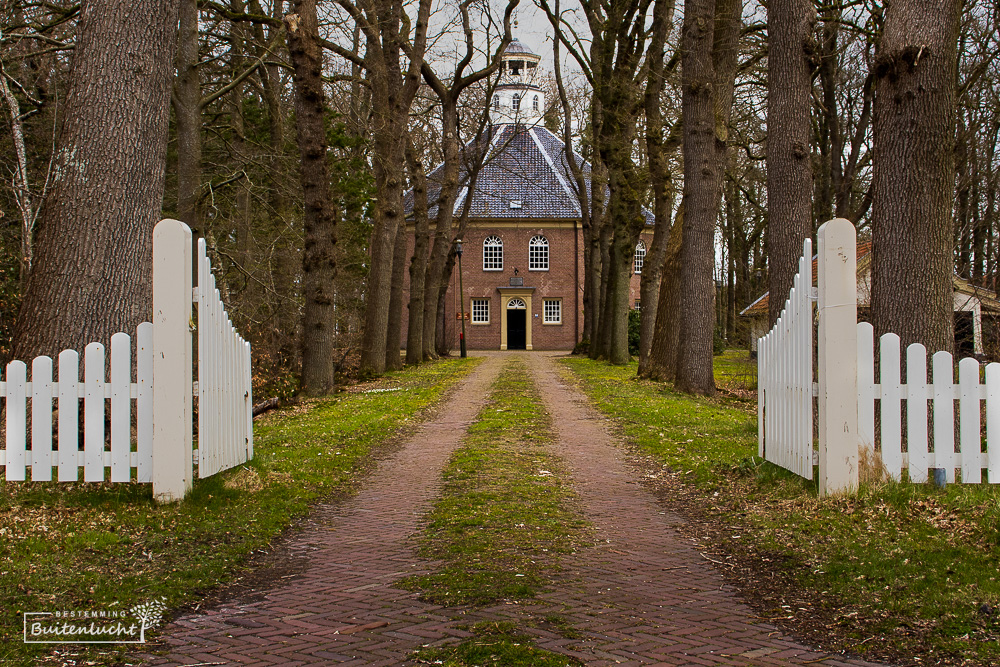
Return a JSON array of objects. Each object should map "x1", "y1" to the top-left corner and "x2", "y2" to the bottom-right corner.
[{"x1": 507, "y1": 309, "x2": 526, "y2": 350}]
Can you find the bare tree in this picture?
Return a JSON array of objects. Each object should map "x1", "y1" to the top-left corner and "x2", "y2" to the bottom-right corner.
[
  {"x1": 285, "y1": 0, "x2": 338, "y2": 394},
  {"x1": 871, "y1": 0, "x2": 961, "y2": 353},
  {"x1": 766, "y1": 0, "x2": 814, "y2": 325},
  {"x1": 13, "y1": 0, "x2": 180, "y2": 360}
]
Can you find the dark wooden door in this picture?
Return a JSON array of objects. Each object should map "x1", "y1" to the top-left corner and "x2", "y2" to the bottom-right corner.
[{"x1": 507, "y1": 309, "x2": 526, "y2": 349}]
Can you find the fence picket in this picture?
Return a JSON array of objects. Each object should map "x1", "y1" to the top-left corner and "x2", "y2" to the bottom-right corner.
[
  {"x1": 58, "y1": 350, "x2": 79, "y2": 481},
  {"x1": 880, "y1": 334, "x2": 902, "y2": 480},
  {"x1": 110, "y1": 333, "x2": 131, "y2": 482},
  {"x1": 245, "y1": 341, "x2": 253, "y2": 458},
  {"x1": 932, "y1": 351, "x2": 955, "y2": 483},
  {"x1": 84, "y1": 343, "x2": 105, "y2": 482},
  {"x1": 5, "y1": 361, "x2": 27, "y2": 481},
  {"x1": 959, "y1": 357, "x2": 982, "y2": 483},
  {"x1": 31, "y1": 356, "x2": 53, "y2": 481},
  {"x1": 136, "y1": 322, "x2": 153, "y2": 482},
  {"x1": 987, "y1": 363, "x2": 1000, "y2": 483},
  {"x1": 857, "y1": 323, "x2": 875, "y2": 454},
  {"x1": 906, "y1": 344, "x2": 929, "y2": 482}
]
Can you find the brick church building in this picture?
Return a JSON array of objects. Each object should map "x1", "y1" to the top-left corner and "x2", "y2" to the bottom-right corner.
[{"x1": 402, "y1": 39, "x2": 649, "y2": 351}]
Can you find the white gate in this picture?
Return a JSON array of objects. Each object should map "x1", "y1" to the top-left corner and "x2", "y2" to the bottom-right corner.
[
  {"x1": 1, "y1": 220, "x2": 254, "y2": 501},
  {"x1": 757, "y1": 239, "x2": 814, "y2": 479},
  {"x1": 196, "y1": 239, "x2": 253, "y2": 478}
]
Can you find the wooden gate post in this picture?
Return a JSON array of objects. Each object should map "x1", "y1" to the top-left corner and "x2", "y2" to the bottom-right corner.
[
  {"x1": 152, "y1": 219, "x2": 193, "y2": 503},
  {"x1": 817, "y1": 218, "x2": 858, "y2": 496}
]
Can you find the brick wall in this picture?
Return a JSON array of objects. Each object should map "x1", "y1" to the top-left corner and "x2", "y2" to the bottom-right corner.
[{"x1": 400, "y1": 222, "x2": 651, "y2": 351}]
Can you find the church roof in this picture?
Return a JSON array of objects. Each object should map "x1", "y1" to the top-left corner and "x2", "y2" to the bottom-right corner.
[{"x1": 405, "y1": 124, "x2": 653, "y2": 225}]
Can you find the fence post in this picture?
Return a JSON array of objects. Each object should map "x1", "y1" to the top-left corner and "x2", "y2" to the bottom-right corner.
[
  {"x1": 152, "y1": 219, "x2": 193, "y2": 503},
  {"x1": 817, "y1": 218, "x2": 858, "y2": 497}
]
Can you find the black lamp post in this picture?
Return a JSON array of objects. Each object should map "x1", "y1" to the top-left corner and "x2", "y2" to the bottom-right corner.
[{"x1": 456, "y1": 239, "x2": 467, "y2": 358}]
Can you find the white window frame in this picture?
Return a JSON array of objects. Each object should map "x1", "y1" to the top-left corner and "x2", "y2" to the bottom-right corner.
[
  {"x1": 634, "y1": 239, "x2": 646, "y2": 274},
  {"x1": 471, "y1": 298, "x2": 490, "y2": 324},
  {"x1": 532, "y1": 95, "x2": 539, "y2": 111},
  {"x1": 483, "y1": 236, "x2": 503, "y2": 271},
  {"x1": 543, "y1": 298, "x2": 562, "y2": 324},
  {"x1": 528, "y1": 235, "x2": 549, "y2": 271},
  {"x1": 512, "y1": 93, "x2": 520, "y2": 111}
]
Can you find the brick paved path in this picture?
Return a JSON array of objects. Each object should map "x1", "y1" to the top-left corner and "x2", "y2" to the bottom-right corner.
[{"x1": 142, "y1": 353, "x2": 887, "y2": 667}]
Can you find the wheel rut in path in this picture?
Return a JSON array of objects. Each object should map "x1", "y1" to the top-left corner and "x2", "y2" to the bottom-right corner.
[
  {"x1": 498, "y1": 352, "x2": 887, "y2": 667},
  {"x1": 141, "y1": 355, "x2": 503, "y2": 667}
]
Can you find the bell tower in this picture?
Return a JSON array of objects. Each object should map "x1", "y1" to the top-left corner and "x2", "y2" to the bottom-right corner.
[{"x1": 490, "y1": 39, "x2": 545, "y2": 125}]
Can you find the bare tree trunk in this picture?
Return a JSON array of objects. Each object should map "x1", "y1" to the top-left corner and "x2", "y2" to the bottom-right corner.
[
  {"x1": 355, "y1": 0, "x2": 432, "y2": 376},
  {"x1": 871, "y1": 0, "x2": 960, "y2": 354},
  {"x1": 286, "y1": 0, "x2": 337, "y2": 394},
  {"x1": 384, "y1": 222, "x2": 408, "y2": 370},
  {"x1": 642, "y1": 205, "x2": 684, "y2": 381},
  {"x1": 13, "y1": 0, "x2": 180, "y2": 361},
  {"x1": 675, "y1": 0, "x2": 740, "y2": 395},
  {"x1": 766, "y1": 0, "x2": 814, "y2": 325},
  {"x1": 174, "y1": 0, "x2": 201, "y2": 235},
  {"x1": 637, "y1": 0, "x2": 676, "y2": 372},
  {"x1": 405, "y1": 139, "x2": 430, "y2": 364}
]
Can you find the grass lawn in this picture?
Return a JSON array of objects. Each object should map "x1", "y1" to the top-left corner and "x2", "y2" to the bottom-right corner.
[
  {"x1": 0, "y1": 357, "x2": 479, "y2": 667},
  {"x1": 563, "y1": 352, "x2": 1000, "y2": 667}
]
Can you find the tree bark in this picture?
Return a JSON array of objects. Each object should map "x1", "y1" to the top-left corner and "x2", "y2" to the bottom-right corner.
[
  {"x1": 384, "y1": 221, "x2": 408, "y2": 370},
  {"x1": 355, "y1": 0, "x2": 432, "y2": 376},
  {"x1": 287, "y1": 0, "x2": 338, "y2": 395},
  {"x1": 871, "y1": 0, "x2": 960, "y2": 354},
  {"x1": 405, "y1": 138, "x2": 430, "y2": 364},
  {"x1": 643, "y1": 205, "x2": 684, "y2": 381},
  {"x1": 637, "y1": 0, "x2": 676, "y2": 371},
  {"x1": 766, "y1": 0, "x2": 814, "y2": 326},
  {"x1": 675, "y1": 0, "x2": 740, "y2": 394},
  {"x1": 13, "y1": 0, "x2": 180, "y2": 361},
  {"x1": 174, "y1": 0, "x2": 201, "y2": 235}
]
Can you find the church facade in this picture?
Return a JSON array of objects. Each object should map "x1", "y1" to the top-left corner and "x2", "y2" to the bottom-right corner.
[{"x1": 401, "y1": 40, "x2": 650, "y2": 351}]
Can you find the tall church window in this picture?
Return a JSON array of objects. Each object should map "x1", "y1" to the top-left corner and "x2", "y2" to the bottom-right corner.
[
  {"x1": 483, "y1": 236, "x2": 503, "y2": 271},
  {"x1": 493, "y1": 95, "x2": 500, "y2": 110},
  {"x1": 512, "y1": 94, "x2": 520, "y2": 111},
  {"x1": 533, "y1": 95, "x2": 539, "y2": 111},
  {"x1": 634, "y1": 239, "x2": 646, "y2": 274},
  {"x1": 529, "y1": 235, "x2": 549, "y2": 271}
]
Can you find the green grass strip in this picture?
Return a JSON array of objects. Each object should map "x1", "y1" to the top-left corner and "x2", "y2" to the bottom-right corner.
[
  {"x1": 412, "y1": 620, "x2": 580, "y2": 667},
  {"x1": 0, "y1": 357, "x2": 479, "y2": 666},
  {"x1": 399, "y1": 358, "x2": 589, "y2": 607},
  {"x1": 563, "y1": 355, "x2": 1000, "y2": 666}
]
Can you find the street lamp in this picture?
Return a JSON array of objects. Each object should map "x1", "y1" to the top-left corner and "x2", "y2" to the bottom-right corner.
[{"x1": 456, "y1": 239, "x2": 467, "y2": 358}]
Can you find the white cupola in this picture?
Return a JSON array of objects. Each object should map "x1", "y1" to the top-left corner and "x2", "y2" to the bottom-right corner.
[{"x1": 490, "y1": 39, "x2": 545, "y2": 126}]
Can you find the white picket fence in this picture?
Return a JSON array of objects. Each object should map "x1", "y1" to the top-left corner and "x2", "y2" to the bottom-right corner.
[
  {"x1": 757, "y1": 238, "x2": 814, "y2": 479},
  {"x1": 1, "y1": 328, "x2": 153, "y2": 483},
  {"x1": 196, "y1": 238, "x2": 253, "y2": 478},
  {"x1": 858, "y1": 323, "x2": 1000, "y2": 484},
  {"x1": 758, "y1": 217, "x2": 1000, "y2": 494},
  {"x1": 0, "y1": 220, "x2": 253, "y2": 500}
]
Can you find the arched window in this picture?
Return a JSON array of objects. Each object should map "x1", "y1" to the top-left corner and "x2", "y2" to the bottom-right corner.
[
  {"x1": 483, "y1": 236, "x2": 503, "y2": 271},
  {"x1": 493, "y1": 95, "x2": 500, "y2": 110},
  {"x1": 507, "y1": 298, "x2": 526, "y2": 309},
  {"x1": 634, "y1": 239, "x2": 647, "y2": 274},
  {"x1": 529, "y1": 235, "x2": 549, "y2": 271},
  {"x1": 512, "y1": 93, "x2": 520, "y2": 111},
  {"x1": 532, "y1": 95, "x2": 539, "y2": 111}
]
